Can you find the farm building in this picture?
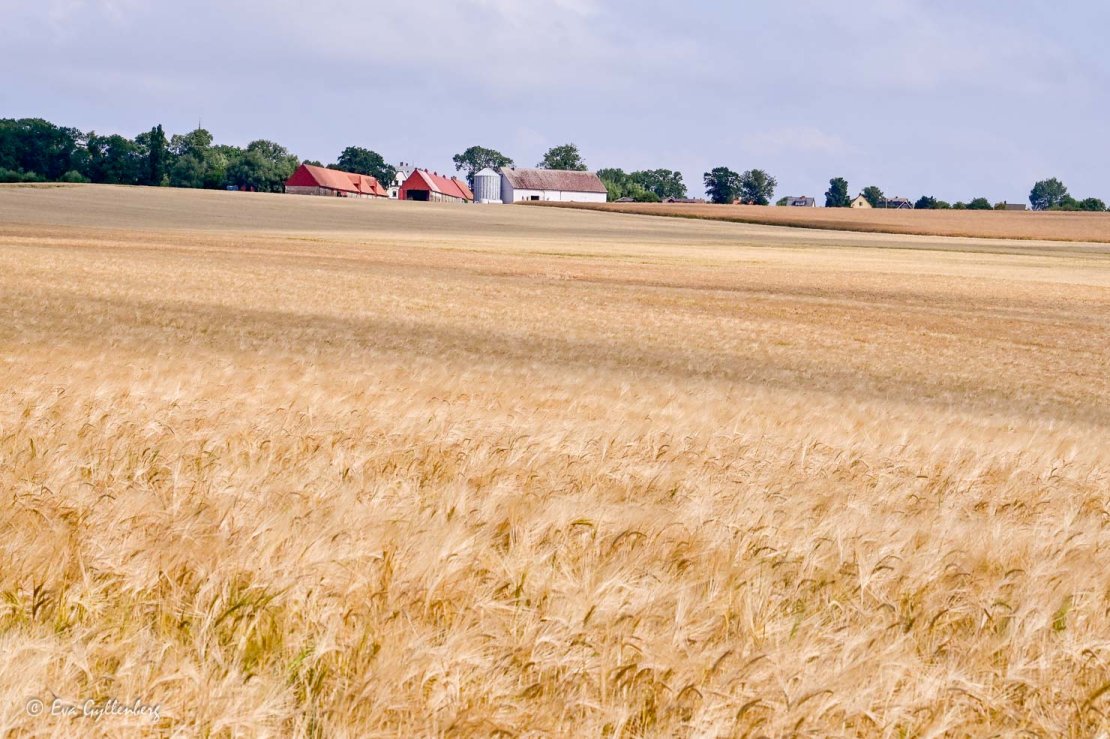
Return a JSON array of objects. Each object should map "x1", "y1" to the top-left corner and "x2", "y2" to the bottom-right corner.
[
  {"x1": 850, "y1": 195, "x2": 873, "y2": 209},
  {"x1": 398, "y1": 169, "x2": 474, "y2": 203},
  {"x1": 285, "y1": 163, "x2": 388, "y2": 199},
  {"x1": 999, "y1": 202, "x2": 1028, "y2": 211},
  {"x1": 663, "y1": 197, "x2": 706, "y2": 204},
  {"x1": 389, "y1": 162, "x2": 415, "y2": 199},
  {"x1": 474, "y1": 168, "x2": 503, "y2": 204},
  {"x1": 879, "y1": 196, "x2": 914, "y2": 209},
  {"x1": 499, "y1": 168, "x2": 608, "y2": 204},
  {"x1": 783, "y1": 196, "x2": 816, "y2": 207}
]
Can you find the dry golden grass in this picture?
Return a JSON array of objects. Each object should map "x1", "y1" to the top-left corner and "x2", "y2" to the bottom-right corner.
[
  {"x1": 535, "y1": 200, "x2": 1110, "y2": 243},
  {"x1": 1, "y1": 184, "x2": 1109, "y2": 736}
]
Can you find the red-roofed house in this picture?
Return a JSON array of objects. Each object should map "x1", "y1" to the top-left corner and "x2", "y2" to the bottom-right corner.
[
  {"x1": 286, "y1": 163, "x2": 388, "y2": 199},
  {"x1": 398, "y1": 169, "x2": 474, "y2": 203}
]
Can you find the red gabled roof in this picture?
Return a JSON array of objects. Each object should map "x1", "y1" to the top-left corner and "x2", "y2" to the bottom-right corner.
[
  {"x1": 453, "y1": 177, "x2": 474, "y2": 201},
  {"x1": 345, "y1": 171, "x2": 388, "y2": 197},
  {"x1": 400, "y1": 169, "x2": 474, "y2": 201},
  {"x1": 286, "y1": 163, "x2": 386, "y2": 197}
]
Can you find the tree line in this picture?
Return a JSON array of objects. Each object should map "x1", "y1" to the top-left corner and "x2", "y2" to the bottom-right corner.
[
  {"x1": 0, "y1": 118, "x2": 303, "y2": 192},
  {"x1": 819, "y1": 176, "x2": 1105, "y2": 211},
  {"x1": 0, "y1": 118, "x2": 405, "y2": 194},
  {"x1": 4, "y1": 119, "x2": 1103, "y2": 211}
]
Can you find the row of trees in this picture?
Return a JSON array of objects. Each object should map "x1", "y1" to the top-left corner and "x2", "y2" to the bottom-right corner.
[
  {"x1": 822, "y1": 176, "x2": 1106, "y2": 211},
  {"x1": 0, "y1": 119, "x2": 302, "y2": 192},
  {"x1": 596, "y1": 169, "x2": 687, "y2": 202},
  {"x1": 703, "y1": 168, "x2": 778, "y2": 205}
]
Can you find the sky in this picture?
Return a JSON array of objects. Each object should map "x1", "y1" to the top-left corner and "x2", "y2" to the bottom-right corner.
[{"x1": 3, "y1": 0, "x2": 1109, "y2": 202}]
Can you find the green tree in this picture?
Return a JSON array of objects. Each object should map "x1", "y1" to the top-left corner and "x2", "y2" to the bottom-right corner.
[
  {"x1": 862, "y1": 186, "x2": 884, "y2": 208},
  {"x1": 0, "y1": 118, "x2": 81, "y2": 180},
  {"x1": 452, "y1": 145, "x2": 514, "y2": 188},
  {"x1": 84, "y1": 133, "x2": 143, "y2": 185},
  {"x1": 168, "y1": 128, "x2": 215, "y2": 188},
  {"x1": 935, "y1": 200, "x2": 952, "y2": 209},
  {"x1": 1029, "y1": 178, "x2": 1068, "y2": 211},
  {"x1": 598, "y1": 168, "x2": 632, "y2": 201},
  {"x1": 1049, "y1": 195, "x2": 1081, "y2": 211},
  {"x1": 703, "y1": 167, "x2": 741, "y2": 204},
  {"x1": 630, "y1": 169, "x2": 687, "y2": 199},
  {"x1": 143, "y1": 125, "x2": 168, "y2": 186},
  {"x1": 737, "y1": 169, "x2": 777, "y2": 205},
  {"x1": 915, "y1": 195, "x2": 938, "y2": 210},
  {"x1": 967, "y1": 197, "x2": 992, "y2": 210},
  {"x1": 825, "y1": 177, "x2": 850, "y2": 207},
  {"x1": 333, "y1": 147, "x2": 396, "y2": 187},
  {"x1": 538, "y1": 143, "x2": 587, "y2": 171},
  {"x1": 228, "y1": 140, "x2": 299, "y2": 192},
  {"x1": 1078, "y1": 197, "x2": 1107, "y2": 212}
]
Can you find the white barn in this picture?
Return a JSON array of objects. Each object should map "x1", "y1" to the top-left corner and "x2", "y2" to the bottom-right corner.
[{"x1": 499, "y1": 167, "x2": 608, "y2": 204}]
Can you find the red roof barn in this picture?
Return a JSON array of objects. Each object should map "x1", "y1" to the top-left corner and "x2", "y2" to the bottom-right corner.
[
  {"x1": 399, "y1": 169, "x2": 474, "y2": 203},
  {"x1": 286, "y1": 163, "x2": 387, "y2": 198}
]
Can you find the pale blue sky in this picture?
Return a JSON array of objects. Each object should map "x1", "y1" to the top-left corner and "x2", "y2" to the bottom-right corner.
[{"x1": 3, "y1": 0, "x2": 1108, "y2": 202}]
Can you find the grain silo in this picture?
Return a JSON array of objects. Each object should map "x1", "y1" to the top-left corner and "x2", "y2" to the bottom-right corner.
[{"x1": 474, "y1": 168, "x2": 503, "y2": 204}]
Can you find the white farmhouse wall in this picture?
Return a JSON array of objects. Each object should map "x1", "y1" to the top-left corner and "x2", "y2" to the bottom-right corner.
[{"x1": 500, "y1": 181, "x2": 607, "y2": 204}]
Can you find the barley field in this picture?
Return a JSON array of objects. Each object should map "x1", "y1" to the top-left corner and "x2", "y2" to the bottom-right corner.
[
  {"x1": 537, "y1": 201, "x2": 1110, "y2": 243},
  {"x1": 1, "y1": 184, "x2": 1109, "y2": 737}
]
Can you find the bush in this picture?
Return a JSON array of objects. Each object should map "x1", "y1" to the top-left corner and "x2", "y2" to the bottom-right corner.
[
  {"x1": 0, "y1": 168, "x2": 47, "y2": 183},
  {"x1": 59, "y1": 170, "x2": 91, "y2": 183}
]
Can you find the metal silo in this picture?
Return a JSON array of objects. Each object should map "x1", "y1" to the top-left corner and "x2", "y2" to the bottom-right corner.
[{"x1": 474, "y1": 168, "x2": 502, "y2": 204}]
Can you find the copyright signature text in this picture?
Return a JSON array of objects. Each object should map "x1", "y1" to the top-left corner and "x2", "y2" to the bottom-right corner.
[{"x1": 25, "y1": 696, "x2": 161, "y2": 722}]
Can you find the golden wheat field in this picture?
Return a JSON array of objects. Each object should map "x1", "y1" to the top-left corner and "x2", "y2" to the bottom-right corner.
[
  {"x1": 1, "y1": 183, "x2": 1109, "y2": 737},
  {"x1": 537, "y1": 201, "x2": 1110, "y2": 243}
]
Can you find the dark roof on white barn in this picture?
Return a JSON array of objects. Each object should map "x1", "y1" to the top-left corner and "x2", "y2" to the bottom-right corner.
[{"x1": 500, "y1": 167, "x2": 607, "y2": 194}]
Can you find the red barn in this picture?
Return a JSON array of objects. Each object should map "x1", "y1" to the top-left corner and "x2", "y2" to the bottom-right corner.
[
  {"x1": 398, "y1": 169, "x2": 474, "y2": 203},
  {"x1": 285, "y1": 163, "x2": 387, "y2": 199}
]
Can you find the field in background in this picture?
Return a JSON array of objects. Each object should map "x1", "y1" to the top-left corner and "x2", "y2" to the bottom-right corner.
[
  {"x1": 534, "y1": 200, "x2": 1110, "y2": 243},
  {"x1": 1, "y1": 184, "x2": 1109, "y2": 736}
]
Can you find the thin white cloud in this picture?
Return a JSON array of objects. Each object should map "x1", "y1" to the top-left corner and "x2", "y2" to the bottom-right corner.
[{"x1": 743, "y1": 127, "x2": 856, "y2": 157}]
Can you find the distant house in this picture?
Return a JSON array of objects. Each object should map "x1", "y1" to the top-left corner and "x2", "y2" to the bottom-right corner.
[
  {"x1": 398, "y1": 169, "x2": 474, "y2": 203},
  {"x1": 285, "y1": 163, "x2": 388, "y2": 199},
  {"x1": 615, "y1": 197, "x2": 636, "y2": 203},
  {"x1": 1000, "y1": 202, "x2": 1028, "y2": 211},
  {"x1": 499, "y1": 168, "x2": 608, "y2": 204},
  {"x1": 389, "y1": 162, "x2": 416, "y2": 199},
  {"x1": 783, "y1": 196, "x2": 816, "y2": 207},
  {"x1": 879, "y1": 196, "x2": 914, "y2": 209},
  {"x1": 663, "y1": 197, "x2": 706, "y2": 204},
  {"x1": 850, "y1": 195, "x2": 873, "y2": 209}
]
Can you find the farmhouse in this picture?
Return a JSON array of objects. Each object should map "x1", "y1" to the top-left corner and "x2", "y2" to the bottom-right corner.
[
  {"x1": 389, "y1": 162, "x2": 416, "y2": 199},
  {"x1": 398, "y1": 169, "x2": 474, "y2": 203},
  {"x1": 285, "y1": 163, "x2": 388, "y2": 198},
  {"x1": 880, "y1": 196, "x2": 914, "y2": 209},
  {"x1": 850, "y1": 195, "x2": 872, "y2": 209},
  {"x1": 499, "y1": 168, "x2": 608, "y2": 204},
  {"x1": 783, "y1": 196, "x2": 816, "y2": 207},
  {"x1": 999, "y1": 202, "x2": 1028, "y2": 211}
]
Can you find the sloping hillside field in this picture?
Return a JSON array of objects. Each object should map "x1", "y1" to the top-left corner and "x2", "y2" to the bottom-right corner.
[
  {"x1": 1, "y1": 184, "x2": 1109, "y2": 736},
  {"x1": 534, "y1": 200, "x2": 1110, "y2": 243}
]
